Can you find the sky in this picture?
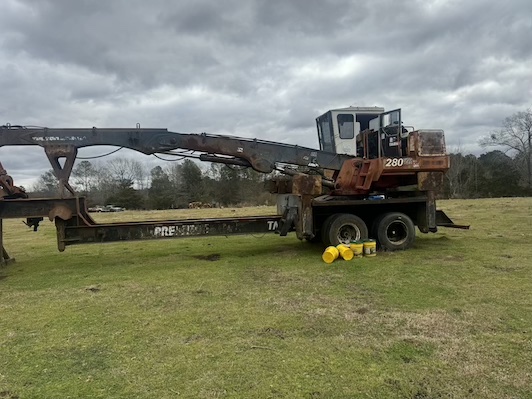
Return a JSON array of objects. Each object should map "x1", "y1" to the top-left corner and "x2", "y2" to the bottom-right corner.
[{"x1": 1, "y1": 0, "x2": 531, "y2": 188}]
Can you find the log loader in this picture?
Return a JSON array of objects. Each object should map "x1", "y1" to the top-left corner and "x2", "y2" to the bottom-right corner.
[{"x1": 0, "y1": 106, "x2": 467, "y2": 261}]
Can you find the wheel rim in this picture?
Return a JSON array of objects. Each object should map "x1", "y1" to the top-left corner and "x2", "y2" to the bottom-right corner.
[
  {"x1": 386, "y1": 221, "x2": 408, "y2": 245},
  {"x1": 337, "y1": 223, "x2": 361, "y2": 244}
]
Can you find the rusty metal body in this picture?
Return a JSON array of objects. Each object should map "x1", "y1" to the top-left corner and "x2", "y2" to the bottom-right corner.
[
  {"x1": 0, "y1": 107, "x2": 467, "y2": 260},
  {"x1": 0, "y1": 162, "x2": 28, "y2": 199},
  {"x1": 333, "y1": 130, "x2": 449, "y2": 195}
]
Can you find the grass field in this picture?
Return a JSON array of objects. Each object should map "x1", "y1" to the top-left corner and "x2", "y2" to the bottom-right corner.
[{"x1": 1, "y1": 198, "x2": 531, "y2": 398}]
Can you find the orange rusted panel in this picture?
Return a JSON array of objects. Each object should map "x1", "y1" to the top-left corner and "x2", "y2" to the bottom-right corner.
[{"x1": 292, "y1": 174, "x2": 322, "y2": 196}]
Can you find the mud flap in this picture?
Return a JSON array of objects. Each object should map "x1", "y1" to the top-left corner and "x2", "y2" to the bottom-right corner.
[{"x1": 436, "y1": 210, "x2": 470, "y2": 229}]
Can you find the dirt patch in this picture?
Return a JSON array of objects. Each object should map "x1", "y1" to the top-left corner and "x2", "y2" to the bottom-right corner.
[
  {"x1": 85, "y1": 285, "x2": 101, "y2": 292},
  {"x1": 193, "y1": 253, "x2": 221, "y2": 261},
  {"x1": 482, "y1": 264, "x2": 522, "y2": 272},
  {"x1": 258, "y1": 327, "x2": 286, "y2": 339},
  {"x1": 192, "y1": 289, "x2": 211, "y2": 295},
  {"x1": 0, "y1": 275, "x2": 8, "y2": 281},
  {"x1": 442, "y1": 255, "x2": 465, "y2": 262}
]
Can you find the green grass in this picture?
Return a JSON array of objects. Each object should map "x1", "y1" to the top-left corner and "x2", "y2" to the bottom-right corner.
[{"x1": 1, "y1": 198, "x2": 531, "y2": 398}]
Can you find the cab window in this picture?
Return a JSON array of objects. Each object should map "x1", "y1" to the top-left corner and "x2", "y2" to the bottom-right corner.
[
  {"x1": 317, "y1": 114, "x2": 334, "y2": 152},
  {"x1": 337, "y1": 114, "x2": 354, "y2": 139}
]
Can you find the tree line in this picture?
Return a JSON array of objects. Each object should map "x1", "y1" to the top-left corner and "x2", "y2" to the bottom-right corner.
[
  {"x1": 445, "y1": 107, "x2": 532, "y2": 198},
  {"x1": 443, "y1": 150, "x2": 529, "y2": 198},
  {"x1": 30, "y1": 108, "x2": 531, "y2": 205},
  {"x1": 31, "y1": 159, "x2": 273, "y2": 209}
]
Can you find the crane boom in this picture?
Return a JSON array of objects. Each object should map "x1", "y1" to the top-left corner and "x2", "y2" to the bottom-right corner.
[{"x1": 0, "y1": 125, "x2": 353, "y2": 173}]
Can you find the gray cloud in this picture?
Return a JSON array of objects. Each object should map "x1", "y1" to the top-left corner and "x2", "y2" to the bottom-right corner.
[{"x1": 1, "y1": 0, "x2": 531, "y2": 187}]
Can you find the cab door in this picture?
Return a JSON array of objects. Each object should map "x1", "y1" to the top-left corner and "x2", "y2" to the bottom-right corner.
[
  {"x1": 316, "y1": 112, "x2": 335, "y2": 153},
  {"x1": 331, "y1": 111, "x2": 358, "y2": 155}
]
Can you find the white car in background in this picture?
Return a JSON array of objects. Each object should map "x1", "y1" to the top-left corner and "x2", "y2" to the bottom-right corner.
[{"x1": 105, "y1": 205, "x2": 125, "y2": 212}]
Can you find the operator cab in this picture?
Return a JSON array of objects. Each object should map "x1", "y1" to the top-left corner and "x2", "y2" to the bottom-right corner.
[
  {"x1": 316, "y1": 106, "x2": 384, "y2": 156},
  {"x1": 316, "y1": 107, "x2": 410, "y2": 158}
]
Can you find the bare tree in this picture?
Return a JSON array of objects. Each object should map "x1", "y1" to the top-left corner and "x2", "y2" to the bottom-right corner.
[
  {"x1": 31, "y1": 170, "x2": 58, "y2": 196},
  {"x1": 106, "y1": 157, "x2": 146, "y2": 188},
  {"x1": 481, "y1": 108, "x2": 532, "y2": 189},
  {"x1": 445, "y1": 152, "x2": 479, "y2": 198},
  {"x1": 72, "y1": 160, "x2": 97, "y2": 193}
]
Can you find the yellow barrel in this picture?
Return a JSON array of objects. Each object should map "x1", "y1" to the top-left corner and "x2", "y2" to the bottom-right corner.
[
  {"x1": 349, "y1": 241, "x2": 364, "y2": 258},
  {"x1": 336, "y1": 244, "x2": 354, "y2": 261},
  {"x1": 363, "y1": 239, "x2": 377, "y2": 257},
  {"x1": 322, "y1": 246, "x2": 339, "y2": 264}
]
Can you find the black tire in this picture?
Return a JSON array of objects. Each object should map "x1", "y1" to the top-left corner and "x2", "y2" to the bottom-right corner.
[
  {"x1": 370, "y1": 214, "x2": 384, "y2": 240},
  {"x1": 322, "y1": 213, "x2": 368, "y2": 246},
  {"x1": 376, "y1": 212, "x2": 415, "y2": 251},
  {"x1": 320, "y1": 214, "x2": 337, "y2": 246}
]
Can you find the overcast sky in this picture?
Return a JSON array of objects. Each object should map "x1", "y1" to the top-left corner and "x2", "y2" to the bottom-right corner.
[{"x1": 1, "y1": 0, "x2": 531, "y2": 187}]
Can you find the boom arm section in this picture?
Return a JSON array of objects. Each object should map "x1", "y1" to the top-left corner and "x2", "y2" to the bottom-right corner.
[{"x1": 0, "y1": 125, "x2": 353, "y2": 174}]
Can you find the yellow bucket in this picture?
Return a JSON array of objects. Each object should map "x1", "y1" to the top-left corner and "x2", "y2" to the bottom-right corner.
[
  {"x1": 349, "y1": 241, "x2": 364, "y2": 258},
  {"x1": 363, "y1": 239, "x2": 377, "y2": 257},
  {"x1": 322, "y1": 246, "x2": 339, "y2": 264},
  {"x1": 336, "y1": 244, "x2": 354, "y2": 261}
]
